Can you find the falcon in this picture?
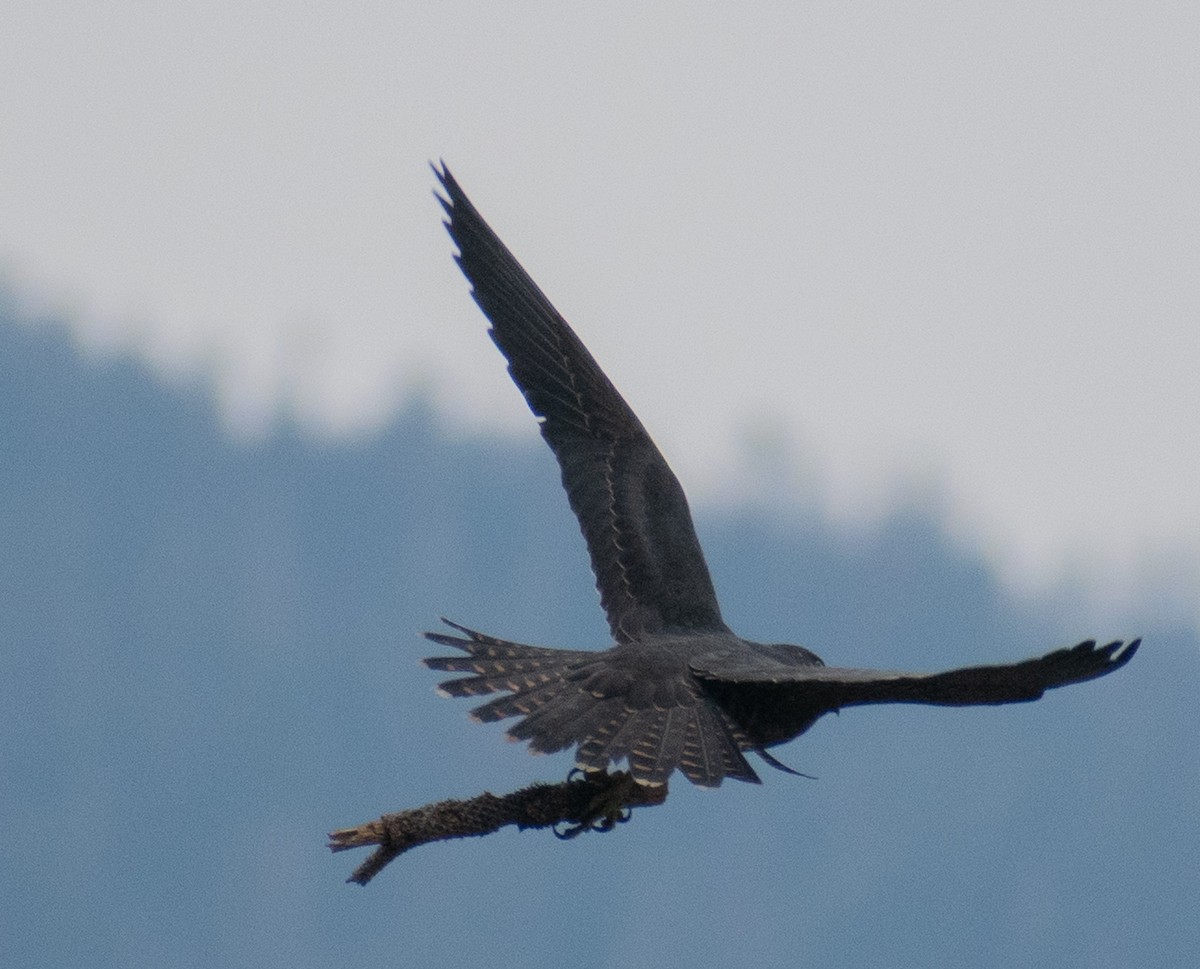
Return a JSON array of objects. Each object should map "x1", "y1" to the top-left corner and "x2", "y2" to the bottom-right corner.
[{"x1": 424, "y1": 164, "x2": 1138, "y2": 788}]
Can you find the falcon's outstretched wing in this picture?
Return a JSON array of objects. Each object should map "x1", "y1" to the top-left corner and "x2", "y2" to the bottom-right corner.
[
  {"x1": 434, "y1": 164, "x2": 726, "y2": 644},
  {"x1": 692, "y1": 638, "x2": 1140, "y2": 746}
]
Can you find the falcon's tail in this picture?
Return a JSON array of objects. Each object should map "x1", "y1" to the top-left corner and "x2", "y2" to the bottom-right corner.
[
  {"x1": 422, "y1": 619, "x2": 760, "y2": 787},
  {"x1": 423, "y1": 618, "x2": 595, "y2": 713}
]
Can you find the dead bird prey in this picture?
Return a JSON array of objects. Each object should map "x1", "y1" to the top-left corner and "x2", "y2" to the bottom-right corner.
[{"x1": 424, "y1": 164, "x2": 1138, "y2": 789}]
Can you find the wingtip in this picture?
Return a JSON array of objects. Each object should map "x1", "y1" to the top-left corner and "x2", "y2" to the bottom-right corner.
[
  {"x1": 431, "y1": 160, "x2": 458, "y2": 220},
  {"x1": 1112, "y1": 637, "x2": 1141, "y2": 665},
  {"x1": 1078, "y1": 636, "x2": 1140, "y2": 675}
]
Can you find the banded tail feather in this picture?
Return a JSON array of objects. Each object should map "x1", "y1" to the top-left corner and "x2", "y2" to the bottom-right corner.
[{"x1": 423, "y1": 619, "x2": 759, "y2": 786}]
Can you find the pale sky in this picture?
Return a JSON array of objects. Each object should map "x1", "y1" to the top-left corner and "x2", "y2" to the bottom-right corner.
[{"x1": 3, "y1": 2, "x2": 1197, "y2": 624}]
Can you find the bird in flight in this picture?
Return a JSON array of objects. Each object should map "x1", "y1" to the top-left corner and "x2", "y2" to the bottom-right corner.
[{"x1": 424, "y1": 163, "x2": 1138, "y2": 789}]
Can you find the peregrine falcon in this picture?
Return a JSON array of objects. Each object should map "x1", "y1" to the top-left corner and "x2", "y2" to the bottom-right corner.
[{"x1": 424, "y1": 164, "x2": 1138, "y2": 788}]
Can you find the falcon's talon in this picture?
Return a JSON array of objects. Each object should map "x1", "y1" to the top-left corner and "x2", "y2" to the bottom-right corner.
[
  {"x1": 552, "y1": 820, "x2": 586, "y2": 840},
  {"x1": 551, "y1": 771, "x2": 639, "y2": 839},
  {"x1": 552, "y1": 810, "x2": 626, "y2": 840},
  {"x1": 549, "y1": 815, "x2": 614, "y2": 839}
]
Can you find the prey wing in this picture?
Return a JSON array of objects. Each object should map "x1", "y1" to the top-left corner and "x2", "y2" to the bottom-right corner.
[{"x1": 435, "y1": 164, "x2": 726, "y2": 643}]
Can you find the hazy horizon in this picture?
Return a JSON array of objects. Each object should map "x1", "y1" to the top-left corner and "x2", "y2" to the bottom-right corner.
[{"x1": 6, "y1": 276, "x2": 1193, "y2": 633}]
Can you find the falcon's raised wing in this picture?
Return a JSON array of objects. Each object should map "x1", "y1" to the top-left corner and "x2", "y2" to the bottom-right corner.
[{"x1": 434, "y1": 164, "x2": 727, "y2": 644}]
